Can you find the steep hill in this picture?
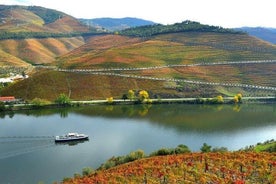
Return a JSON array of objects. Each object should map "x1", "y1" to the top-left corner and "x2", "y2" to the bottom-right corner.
[
  {"x1": 236, "y1": 27, "x2": 276, "y2": 44},
  {"x1": 0, "y1": 36, "x2": 85, "y2": 65},
  {"x1": 0, "y1": 5, "x2": 100, "y2": 66},
  {"x1": 0, "y1": 5, "x2": 90, "y2": 33},
  {"x1": 2, "y1": 20, "x2": 276, "y2": 100},
  {"x1": 0, "y1": 48, "x2": 30, "y2": 67},
  {"x1": 79, "y1": 17, "x2": 155, "y2": 31},
  {"x1": 57, "y1": 32, "x2": 276, "y2": 69}
]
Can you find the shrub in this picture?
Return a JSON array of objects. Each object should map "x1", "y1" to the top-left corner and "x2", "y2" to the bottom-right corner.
[
  {"x1": 200, "y1": 143, "x2": 212, "y2": 153},
  {"x1": 0, "y1": 101, "x2": 5, "y2": 111},
  {"x1": 82, "y1": 167, "x2": 94, "y2": 176},
  {"x1": 31, "y1": 98, "x2": 51, "y2": 107},
  {"x1": 125, "y1": 149, "x2": 145, "y2": 162},
  {"x1": 55, "y1": 93, "x2": 71, "y2": 106},
  {"x1": 150, "y1": 148, "x2": 174, "y2": 156},
  {"x1": 212, "y1": 147, "x2": 228, "y2": 152},
  {"x1": 99, "y1": 150, "x2": 145, "y2": 170},
  {"x1": 175, "y1": 144, "x2": 191, "y2": 154}
]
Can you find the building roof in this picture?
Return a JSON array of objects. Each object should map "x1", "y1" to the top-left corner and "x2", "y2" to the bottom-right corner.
[{"x1": 0, "y1": 96, "x2": 16, "y2": 102}]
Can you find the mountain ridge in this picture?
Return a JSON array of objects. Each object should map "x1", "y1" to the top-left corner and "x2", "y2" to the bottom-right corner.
[
  {"x1": 79, "y1": 17, "x2": 155, "y2": 31},
  {"x1": 235, "y1": 27, "x2": 276, "y2": 44}
]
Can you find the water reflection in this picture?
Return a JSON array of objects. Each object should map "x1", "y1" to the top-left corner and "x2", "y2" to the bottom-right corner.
[
  {"x1": 55, "y1": 139, "x2": 89, "y2": 146},
  {"x1": 0, "y1": 104, "x2": 276, "y2": 133}
]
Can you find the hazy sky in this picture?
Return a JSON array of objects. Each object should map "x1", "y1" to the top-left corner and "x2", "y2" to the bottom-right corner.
[{"x1": 1, "y1": 0, "x2": 276, "y2": 28}]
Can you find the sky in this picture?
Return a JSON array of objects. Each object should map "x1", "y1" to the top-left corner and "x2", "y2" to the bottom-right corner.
[{"x1": 1, "y1": 0, "x2": 276, "y2": 28}]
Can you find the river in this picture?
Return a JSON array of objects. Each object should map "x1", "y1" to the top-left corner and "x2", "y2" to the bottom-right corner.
[{"x1": 0, "y1": 103, "x2": 275, "y2": 183}]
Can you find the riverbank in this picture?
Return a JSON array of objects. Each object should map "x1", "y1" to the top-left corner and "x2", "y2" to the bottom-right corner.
[{"x1": 1, "y1": 96, "x2": 276, "y2": 112}]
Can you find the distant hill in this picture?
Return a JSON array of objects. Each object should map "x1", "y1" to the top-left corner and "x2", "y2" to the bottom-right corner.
[
  {"x1": 79, "y1": 17, "x2": 155, "y2": 31},
  {"x1": 0, "y1": 5, "x2": 101, "y2": 66},
  {"x1": 120, "y1": 20, "x2": 243, "y2": 37},
  {"x1": 0, "y1": 5, "x2": 92, "y2": 33},
  {"x1": 235, "y1": 27, "x2": 276, "y2": 44}
]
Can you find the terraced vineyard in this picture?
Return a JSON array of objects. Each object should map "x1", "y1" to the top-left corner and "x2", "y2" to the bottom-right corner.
[
  {"x1": 63, "y1": 152, "x2": 276, "y2": 184},
  {"x1": 57, "y1": 33, "x2": 276, "y2": 69}
]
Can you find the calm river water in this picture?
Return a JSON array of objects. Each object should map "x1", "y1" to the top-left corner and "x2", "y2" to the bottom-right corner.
[{"x1": 0, "y1": 104, "x2": 275, "y2": 183}]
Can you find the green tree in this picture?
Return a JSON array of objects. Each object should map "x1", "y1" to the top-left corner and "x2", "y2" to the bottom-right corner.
[
  {"x1": 82, "y1": 167, "x2": 95, "y2": 176},
  {"x1": 122, "y1": 94, "x2": 128, "y2": 101},
  {"x1": 0, "y1": 101, "x2": 5, "y2": 111},
  {"x1": 200, "y1": 143, "x2": 212, "y2": 153},
  {"x1": 55, "y1": 93, "x2": 71, "y2": 106},
  {"x1": 175, "y1": 144, "x2": 191, "y2": 154}
]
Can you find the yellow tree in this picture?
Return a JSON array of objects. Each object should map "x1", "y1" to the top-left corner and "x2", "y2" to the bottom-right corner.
[
  {"x1": 138, "y1": 90, "x2": 149, "y2": 102},
  {"x1": 233, "y1": 95, "x2": 239, "y2": 103},
  {"x1": 216, "y1": 95, "x2": 224, "y2": 103},
  {"x1": 127, "y1": 90, "x2": 135, "y2": 101},
  {"x1": 234, "y1": 93, "x2": 242, "y2": 103},
  {"x1": 106, "y1": 97, "x2": 113, "y2": 104},
  {"x1": 236, "y1": 93, "x2": 242, "y2": 102}
]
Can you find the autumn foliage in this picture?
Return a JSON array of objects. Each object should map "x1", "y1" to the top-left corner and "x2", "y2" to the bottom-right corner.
[{"x1": 62, "y1": 152, "x2": 276, "y2": 184}]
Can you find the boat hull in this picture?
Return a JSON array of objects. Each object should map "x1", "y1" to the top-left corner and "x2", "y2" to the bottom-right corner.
[
  {"x1": 55, "y1": 133, "x2": 89, "y2": 142},
  {"x1": 55, "y1": 136, "x2": 89, "y2": 142}
]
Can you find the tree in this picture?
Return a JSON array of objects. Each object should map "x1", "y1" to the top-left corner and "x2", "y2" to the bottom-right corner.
[
  {"x1": 122, "y1": 94, "x2": 128, "y2": 101},
  {"x1": 106, "y1": 97, "x2": 114, "y2": 104},
  {"x1": 236, "y1": 93, "x2": 242, "y2": 102},
  {"x1": 233, "y1": 93, "x2": 242, "y2": 103},
  {"x1": 200, "y1": 143, "x2": 212, "y2": 153},
  {"x1": 216, "y1": 95, "x2": 224, "y2": 103},
  {"x1": 55, "y1": 93, "x2": 71, "y2": 106},
  {"x1": 0, "y1": 101, "x2": 5, "y2": 111},
  {"x1": 127, "y1": 90, "x2": 135, "y2": 101},
  {"x1": 138, "y1": 90, "x2": 149, "y2": 102}
]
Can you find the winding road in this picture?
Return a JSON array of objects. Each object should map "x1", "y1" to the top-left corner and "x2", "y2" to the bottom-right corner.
[{"x1": 54, "y1": 60, "x2": 276, "y2": 92}]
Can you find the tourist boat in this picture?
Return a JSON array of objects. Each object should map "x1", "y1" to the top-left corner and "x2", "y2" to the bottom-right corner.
[{"x1": 55, "y1": 132, "x2": 89, "y2": 142}]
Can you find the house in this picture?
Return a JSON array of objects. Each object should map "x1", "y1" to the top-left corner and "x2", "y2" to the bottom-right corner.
[{"x1": 0, "y1": 96, "x2": 16, "y2": 103}]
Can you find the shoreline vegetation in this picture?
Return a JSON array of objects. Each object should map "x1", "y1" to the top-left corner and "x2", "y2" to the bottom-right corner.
[
  {"x1": 61, "y1": 140, "x2": 276, "y2": 184},
  {"x1": 1, "y1": 95, "x2": 276, "y2": 112}
]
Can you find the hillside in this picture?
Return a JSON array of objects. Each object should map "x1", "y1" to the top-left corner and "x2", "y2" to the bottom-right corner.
[
  {"x1": 79, "y1": 17, "x2": 155, "y2": 31},
  {"x1": 63, "y1": 152, "x2": 276, "y2": 184},
  {"x1": 2, "y1": 18, "x2": 276, "y2": 99},
  {"x1": 0, "y1": 36, "x2": 85, "y2": 65},
  {"x1": 0, "y1": 5, "x2": 101, "y2": 66},
  {"x1": 236, "y1": 27, "x2": 276, "y2": 44},
  {"x1": 56, "y1": 32, "x2": 276, "y2": 69},
  {"x1": 57, "y1": 22, "x2": 276, "y2": 69},
  {"x1": 0, "y1": 5, "x2": 90, "y2": 33},
  {"x1": 0, "y1": 48, "x2": 30, "y2": 67}
]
